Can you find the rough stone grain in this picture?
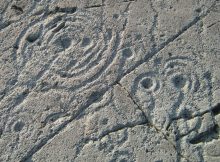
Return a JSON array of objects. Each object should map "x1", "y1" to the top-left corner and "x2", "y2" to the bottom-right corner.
[{"x1": 0, "y1": 0, "x2": 219, "y2": 162}]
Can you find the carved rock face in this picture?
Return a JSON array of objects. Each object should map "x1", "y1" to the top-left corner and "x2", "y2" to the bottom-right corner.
[
  {"x1": 121, "y1": 51, "x2": 210, "y2": 129},
  {"x1": 120, "y1": 21, "x2": 220, "y2": 161},
  {"x1": 0, "y1": 0, "x2": 220, "y2": 162}
]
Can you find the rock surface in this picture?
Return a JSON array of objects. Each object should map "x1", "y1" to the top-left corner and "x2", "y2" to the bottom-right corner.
[{"x1": 0, "y1": 0, "x2": 220, "y2": 161}]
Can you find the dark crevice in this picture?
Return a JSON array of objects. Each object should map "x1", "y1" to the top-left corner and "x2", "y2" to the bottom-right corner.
[
  {"x1": 122, "y1": 18, "x2": 128, "y2": 31},
  {"x1": 48, "y1": 6, "x2": 77, "y2": 15},
  {"x1": 189, "y1": 124, "x2": 219, "y2": 144},
  {"x1": 85, "y1": 4, "x2": 103, "y2": 9},
  {"x1": 11, "y1": 5, "x2": 23, "y2": 14},
  {"x1": 207, "y1": 20, "x2": 220, "y2": 28},
  {"x1": 0, "y1": 89, "x2": 6, "y2": 101},
  {"x1": 40, "y1": 112, "x2": 69, "y2": 127},
  {"x1": 52, "y1": 22, "x2": 66, "y2": 33},
  {"x1": 84, "y1": 0, "x2": 136, "y2": 9},
  {"x1": 211, "y1": 103, "x2": 220, "y2": 116},
  {"x1": 0, "y1": 128, "x2": 2, "y2": 138},
  {"x1": 26, "y1": 32, "x2": 40, "y2": 43},
  {"x1": 0, "y1": 21, "x2": 12, "y2": 31},
  {"x1": 87, "y1": 90, "x2": 106, "y2": 104},
  {"x1": 122, "y1": 0, "x2": 136, "y2": 2},
  {"x1": 55, "y1": 6, "x2": 77, "y2": 14}
]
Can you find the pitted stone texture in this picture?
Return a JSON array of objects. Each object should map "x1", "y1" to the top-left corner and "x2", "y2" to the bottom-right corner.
[
  {"x1": 120, "y1": 16, "x2": 220, "y2": 161},
  {"x1": 0, "y1": 0, "x2": 220, "y2": 162},
  {"x1": 30, "y1": 85, "x2": 146, "y2": 162},
  {"x1": 74, "y1": 125, "x2": 177, "y2": 162}
]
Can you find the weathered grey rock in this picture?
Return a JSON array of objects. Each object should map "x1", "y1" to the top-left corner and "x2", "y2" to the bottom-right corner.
[
  {"x1": 120, "y1": 9, "x2": 220, "y2": 161},
  {"x1": 0, "y1": 0, "x2": 219, "y2": 161},
  {"x1": 30, "y1": 85, "x2": 147, "y2": 161}
]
